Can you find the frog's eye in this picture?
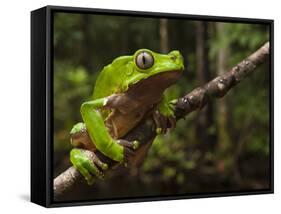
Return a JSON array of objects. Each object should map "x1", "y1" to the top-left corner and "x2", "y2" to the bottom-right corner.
[{"x1": 135, "y1": 51, "x2": 154, "y2": 70}]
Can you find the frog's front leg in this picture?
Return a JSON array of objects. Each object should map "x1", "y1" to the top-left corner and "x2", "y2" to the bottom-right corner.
[
  {"x1": 80, "y1": 96, "x2": 139, "y2": 163},
  {"x1": 153, "y1": 95, "x2": 177, "y2": 134}
]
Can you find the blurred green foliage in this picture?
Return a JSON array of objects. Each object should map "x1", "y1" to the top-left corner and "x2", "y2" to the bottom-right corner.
[{"x1": 53, "y1": 12, "x2": 270, "y2": 201}]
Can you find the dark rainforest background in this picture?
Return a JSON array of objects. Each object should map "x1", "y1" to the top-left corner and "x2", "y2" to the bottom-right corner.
[{"x1": 53, "y1": 12, "x2": 270, "y2": 201}]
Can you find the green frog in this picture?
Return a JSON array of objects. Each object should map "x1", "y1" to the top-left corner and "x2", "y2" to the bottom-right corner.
[{"x1": 69, "y1": 49, "x2": 184, "y2": 184}]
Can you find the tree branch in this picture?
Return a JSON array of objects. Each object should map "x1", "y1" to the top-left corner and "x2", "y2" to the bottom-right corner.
[{"x1": 53, "y1": 42, "x2": 270, "y2": 200}]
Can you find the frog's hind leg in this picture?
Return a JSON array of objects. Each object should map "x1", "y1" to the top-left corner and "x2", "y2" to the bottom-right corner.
[
  {"x1": 70, "y1": 122, "x2": 96, "y2": 151},
  {"x1": 153, "y1": 96, "x2": 177, "y2": 134}
]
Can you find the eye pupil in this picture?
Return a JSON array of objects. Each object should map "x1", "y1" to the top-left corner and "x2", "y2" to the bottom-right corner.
[
  {"x1": 136, "y1": 51, "x2": 154, "y2": 70},
  {"x1": 142, "y1": 53, "x2": 146, "y2": 65}
]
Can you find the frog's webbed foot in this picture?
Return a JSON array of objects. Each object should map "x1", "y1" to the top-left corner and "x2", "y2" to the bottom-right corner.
[
  {"x1": 153, "y1": 110, "x2": 176, "y2": 134},
  {"x1": 117, "y1": 139, "x2": 140, "y2": 167},
  {"x1": 70, "y1": 148, "x2": 108, "y2": 185}
]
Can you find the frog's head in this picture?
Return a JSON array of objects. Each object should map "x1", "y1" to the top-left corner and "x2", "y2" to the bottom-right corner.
[{"x1": 115, "y1": 49, "x2": 184, "y2": 93}]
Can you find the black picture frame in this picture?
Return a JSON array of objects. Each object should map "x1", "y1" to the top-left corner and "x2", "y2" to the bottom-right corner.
[{"x1": 31, "y1": 5, "x2": 274, "y2": 207}]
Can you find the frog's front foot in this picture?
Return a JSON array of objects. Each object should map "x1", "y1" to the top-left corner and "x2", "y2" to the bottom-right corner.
[
  {"x1": 117, "y1": 139, "x2": 139, "y2": 167},
  {"x1": 70, "y1": 148, "x2": 108, "y2": 185},
  {"x1": 153, "y1": 110, "x2": 176, "y2": 134}
]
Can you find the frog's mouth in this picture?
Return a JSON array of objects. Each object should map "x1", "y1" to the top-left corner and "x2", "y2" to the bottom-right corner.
[{"x1": 127, "y1": 70, "x2": 182, "y2": 97}]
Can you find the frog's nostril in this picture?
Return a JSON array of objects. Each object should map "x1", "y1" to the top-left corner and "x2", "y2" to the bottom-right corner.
[{"x1": 170, "y1": 55, "x2": 177, "y2": 61}]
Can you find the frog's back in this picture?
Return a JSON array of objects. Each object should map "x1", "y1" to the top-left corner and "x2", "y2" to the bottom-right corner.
[
  {"x1": 93, "y1": 55, "x2": 132, "y2": 99},
  {"x1": 93, "y1": 64, "x2": 117, "y2": 99}
]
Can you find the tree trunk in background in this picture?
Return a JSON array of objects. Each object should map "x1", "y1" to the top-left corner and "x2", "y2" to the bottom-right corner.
[
  {"x1": 81, "y1": 15, "x2": 93, "y2": 73},
  {"x1": 216, "y1": 23, "x2": 232, "y2": 153},
  {"x1": 195, "y1": 21, "x2": 216, "y2": 150},
  {"x1": 215, "y1": 23, "x2": 240, "y2": 181},
  {"x1": 159, "y1": 19, "x2": 169, "y2": 53}
]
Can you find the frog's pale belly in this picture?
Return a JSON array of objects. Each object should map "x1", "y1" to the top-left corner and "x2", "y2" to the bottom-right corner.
[{"x1": 105, "y1": 105, "x2": 152, "y2": 139}]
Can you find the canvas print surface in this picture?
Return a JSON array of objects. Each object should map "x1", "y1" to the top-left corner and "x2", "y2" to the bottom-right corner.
[{"x1": 52, "y1": 11, "x2": 271, "y2": 203}]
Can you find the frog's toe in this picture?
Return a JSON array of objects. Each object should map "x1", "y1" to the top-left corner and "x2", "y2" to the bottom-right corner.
[
  {"x1": 86, "y1": 150, "x2": 109, "y2": 171},
  {"x1": 84, "y1": 160, "x2": 105, "y2": 180},
  {"x1": 133, "y1": 140, "x2": 140, "y2": 150},
  {"x1": 117, "y1": 139, "x2": 140, "y2": 150},
  {"x1": 117, "y1": 139, "x2": 138, "y2": 164},
  {"x1": 75, "y1": 162, "x2": 95, "y2": 185},
  {"x1": 153, "y1": 110, "x2": 168, "y2": 134},
  {"x1": 168, "y1": 116, "x2": 176, "y2": 129}
]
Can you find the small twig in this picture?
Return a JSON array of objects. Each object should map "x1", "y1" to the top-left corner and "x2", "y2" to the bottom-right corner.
[{"x1": 54, "y1": 42, "x2": 270, "y2": 200}]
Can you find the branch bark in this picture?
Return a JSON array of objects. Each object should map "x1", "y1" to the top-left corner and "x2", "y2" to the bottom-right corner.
[{"x1": 53, "y1": 41, "x2": 270, "y2": 200}]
